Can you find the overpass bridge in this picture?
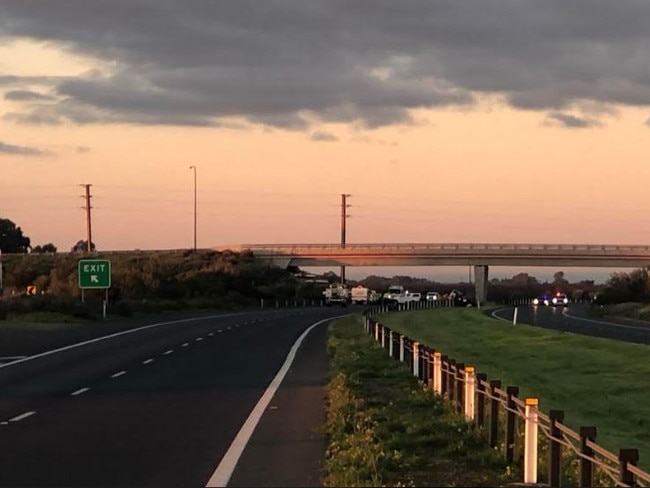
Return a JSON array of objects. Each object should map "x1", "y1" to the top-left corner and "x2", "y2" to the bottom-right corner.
[{"x1": 217, "y1": 243, "x2": 650, "y2": 304}]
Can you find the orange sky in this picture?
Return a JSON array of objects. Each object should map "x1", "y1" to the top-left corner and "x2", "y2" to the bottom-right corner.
[{"x1": 1, "y1": 36, "x2": 649, "y2": 282}]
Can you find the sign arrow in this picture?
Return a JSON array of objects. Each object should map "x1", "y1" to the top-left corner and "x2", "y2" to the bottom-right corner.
[{"x1": 91, "y1": 275, "x2": 99, "y2": 283}]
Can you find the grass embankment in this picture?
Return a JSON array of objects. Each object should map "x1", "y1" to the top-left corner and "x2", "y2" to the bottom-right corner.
[
  {"x1": 323, "y1": 315, "x2": 515, "y2": 487},
  {"x1": 380, "y1": 308, "x2": 650, "y2": 469}
]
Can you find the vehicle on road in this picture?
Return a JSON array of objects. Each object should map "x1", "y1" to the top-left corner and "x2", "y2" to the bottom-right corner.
[
  {"x1": 551, "y1": 292, "x2": 569, "y2": 306},
  {"x1": 425, "y1": 291, "x2": 440, "y2": 302},
  {"x1": 350, "y1": 285, "x2": 371, "y2": 305},
  {"x1": 323, "y1": 284, "x2": 351, "y2": 306},
  {"x1": 382, "y1": 285, "x2": 407, "y2": 304},
  {"x1": 533, "y1": 294, "x2": 551, "y2": 306},
  {"x1": 405, "y1": 292, "x2": 421, "y2": 302}
]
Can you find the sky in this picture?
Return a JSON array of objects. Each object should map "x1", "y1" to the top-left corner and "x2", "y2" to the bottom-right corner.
[{"x1": 1, "y1": 1, "x2": 650, "y2": 283}]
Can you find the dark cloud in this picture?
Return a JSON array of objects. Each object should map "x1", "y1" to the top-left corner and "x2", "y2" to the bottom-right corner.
[
  {"x1": 310, "y1": 130, "x2": 338, "y2": 142},
  {"x1": 1, "y1": 1, "x2": 650, "y2": 129},
  {"x1": 4, "y1": 89, "x2": 54, "y2": 101},
  {"x1": 0, "y1": 140, "x2": 48, "y2": 156},
  {"x1": 545, "y1": 112, "x2": 601, "y2": 128}
]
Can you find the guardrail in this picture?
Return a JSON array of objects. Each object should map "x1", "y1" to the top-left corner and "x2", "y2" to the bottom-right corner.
[{"x1": 363, "y1": 308, "x2": 650, "y2": 487}]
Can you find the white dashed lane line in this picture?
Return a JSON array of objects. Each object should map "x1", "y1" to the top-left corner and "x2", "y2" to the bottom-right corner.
[
  {"x1": 208, "y1": 332, "x2": 214, "y2": 336},
  {"x1": 9, "y1": 411, "x2": 36, "y2": 423},
  {"x1": 218, "y1": 330, "x2": 223, "y2": 333},
  {"x1": 196, "y1": 337, "x2": 203, "y2": 342},
  {"x1": 111, "y1": 371, "x2": 127, "y2": 379},
  {"x1": 182, "y1": 343, "x2": 189, "y2": 347},
  {"x1": 163, "y1": 349, "x2": 174, "y2": 355},
  {"x1": 71, "y1": 387, "x2": 89, "y2": 396},
  {"x1": 142, "y1": 358, "x2": 154, "y2": 364}
]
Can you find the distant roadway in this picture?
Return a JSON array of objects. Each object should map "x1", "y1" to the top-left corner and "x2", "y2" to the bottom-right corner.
[
  {"x1": 492, "y1": 304, "x2": 650, "y2": 345},
  {"x1": 0, "y1": 307, "x2": 352, "y2": 487}
]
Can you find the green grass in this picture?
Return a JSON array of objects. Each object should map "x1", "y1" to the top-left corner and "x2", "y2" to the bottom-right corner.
[
  {"x1": 323, "y1": 315, "x2": 516, "y2": 487},
  {"x1": 378, "y1": 308, "x2": 650, "y2": 469}
]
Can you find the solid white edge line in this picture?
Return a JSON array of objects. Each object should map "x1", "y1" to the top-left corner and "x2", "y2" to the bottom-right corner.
[
  {"x1": 562, "y1": 308, "x2": 650, "y2": 331},
  {"x1": 71, "y1": 387, "x2": 89, "y2": 396},
  {"x1": 0, "y1": 312, "x2": 245, "y2": 370},
  {"x1": 205, "y1": 313, "x2": 352, "y2": 488},
  {"x1": 10, "y1": 411, "x2": 36, "y2": 422},
  {"x1": 491, "y1": 308, "x2": 513, "y2": 322}
]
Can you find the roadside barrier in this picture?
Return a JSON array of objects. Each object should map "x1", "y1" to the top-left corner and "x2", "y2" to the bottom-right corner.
[{"x1": 362, "y1": 309, "x2": 650, "y2": 487}]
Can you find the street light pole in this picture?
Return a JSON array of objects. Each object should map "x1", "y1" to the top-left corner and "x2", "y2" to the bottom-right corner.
[{"x1": 189, "y1": 165, "x2": 197, "y2": 250}]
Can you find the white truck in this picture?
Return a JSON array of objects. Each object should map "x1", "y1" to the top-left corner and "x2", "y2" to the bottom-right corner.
[
  {"x1": 323, "y1": 284, "x2": 351, "y2": 306},
  {"x1": 382, "y1": 285, "x2": 408, "y2": 304},
  {"x1": 350, "y1": 285, "x2": 371, "y2": 304}
]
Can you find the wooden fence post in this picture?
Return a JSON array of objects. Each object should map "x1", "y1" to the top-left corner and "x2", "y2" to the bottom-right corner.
[
  {"x1": 489, "y1": 380, "x2": 501, "y2": 448},
  {"x1": 476, "y1": 373, "x2": 487, "y2": 429},
  {"x1": 619, "y1": 449, "x2": 639, "y2": 487},
  {"x1": 506, "y1": 386, "x2": 519, "y2": 463},
  {"x1": 549, "y1": 410, "x2": 565, "y2": 488},
  {"x1": 579, "y1": 426, "x2": 597, "y2": 488}
]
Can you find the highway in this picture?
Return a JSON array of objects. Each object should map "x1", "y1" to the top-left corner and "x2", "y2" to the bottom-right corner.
[
  {"x1": 0, "y1": 307, "x2": 350, "y2": 487},
  {"x1": 492, "y1": 304, "x2": 650, "y2": 345}
]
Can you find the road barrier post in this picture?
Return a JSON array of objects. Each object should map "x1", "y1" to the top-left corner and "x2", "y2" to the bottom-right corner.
[
  {"x1": 440, "y1": 355, "x2": 448, "y2": 396},
  {"x1": 549, "y1": 410, "x2": 565, "y2": 487},
  {"x1": 412, "y1": 342, "x2": 419, "y2": 377},
  {"x1": 524, "y1": 398, "x2": 539, "y2": 484},
  {"x1": 476, "y1": 373, "x2": 487, "y2": 428},
  {"x1": 464, "y1": 366, "x2": 476, "y2": 421},
  {"x1": 381, "y1": 325, "x2": 386, "y2": 348},
  {"x1": 374, "y1": 323, "x2": 380, "y2": 342},
  {"x1": 399, "y1": 335, "x2": 405, "y2": 362},
  {"x1": 619, "y1": 449, "x2": 639, "y2": 487},
  {"x1": 513, "y1": 307, "x2": 518, "y2": 325},
  {"x1": 579, "y1": 426, "x2": 597, "y2": 487},
  {"x1": 489, "y1": 380, "x2": 502, "y2": 448},
  {"x1": 506, "y1": 386, "x2": 519, "y2": 463},
  {"x1": 389, "y1": 330, "x2": 394, "y2": 357},
  {"x1": 456, "y1": 363, "x2": 465, "y2": 414},
  {"x1": 433, "y1": 352, "x2": 442, "y2": 394},
  {"x1": 448, "y1": 359, "x2": 457, "y2": 403}
]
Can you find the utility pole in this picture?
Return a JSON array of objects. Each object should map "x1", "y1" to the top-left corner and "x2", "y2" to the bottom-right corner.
[
  {"x1": 189, "y1": 165, "x2": 197, "y2": 250},
  {"x1": 340, "y1": 193, "x2": 351, "y2": 284},
  {"x1": 81, "y1": 184, "x2": 93, "y2": 253}
]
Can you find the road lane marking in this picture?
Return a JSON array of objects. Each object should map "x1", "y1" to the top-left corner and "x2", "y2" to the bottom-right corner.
[
  {"x1": 182, "y1": 342, "x2": 189, "y2": 347},
  {"x1": 562, "y1": 309, "x2": 650, "y2": 331},
  {"x1": 208, "y1": 332, "x2": 214, "y2": 336},
  {"x1": 0, "y1": 312, "x2": 245, "y2": 370},
  {"x1": 218, "y1": 330, "x2": 223, "y2": 333},
  {"x1": 71, "y1": 387, "x2": 89, "y2": 396},
  {"x1": 196, "y1": 337, "x2": 203, "y2": 341},
  {"x1": 163, "y1": 349, "x2": 174, "y2": 355},
  {"x1": 227, "y1": 327, "x2": 232, "y2": 330},
  {"x1": 10, "y1": 411, "x2": 36, "y2": 422},
  {"x1": 143, "y1": 358, "x2": 154, "y2": 364},
  {"x1": 111, "y1": 371, "x2": 127, "y2": 378},
  {"x1": 205, "y1": 312, "x2": 352, "y2": 488}
]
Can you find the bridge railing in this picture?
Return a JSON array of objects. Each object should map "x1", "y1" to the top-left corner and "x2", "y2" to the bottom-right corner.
[{"x1": 362, "y1": 310, "x2": 650, "y2": 487}]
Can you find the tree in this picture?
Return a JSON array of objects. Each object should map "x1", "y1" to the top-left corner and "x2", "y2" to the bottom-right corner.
[
  {"x1": 71, "y1": 240, "x2": 96, "y2": 252},
  {"x1": 32, "y1": 243, "x2": 57, "y2": 254},
  {"x1": 0, "y1": 218, "x2": 31, "y2": 253}
]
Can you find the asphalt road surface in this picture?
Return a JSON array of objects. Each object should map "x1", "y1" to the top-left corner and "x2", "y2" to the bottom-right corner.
[
  {"x1": 0, "y1": 307, "x2": 351, "y2": 487},
  {"x1": 492, "y1": 303, "x2": 650, "y2": 345}
]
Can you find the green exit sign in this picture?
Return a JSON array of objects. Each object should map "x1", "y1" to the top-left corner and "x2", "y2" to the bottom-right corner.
[{"x1": 78, "y1": 259, "x2": 111, "y2": 289}]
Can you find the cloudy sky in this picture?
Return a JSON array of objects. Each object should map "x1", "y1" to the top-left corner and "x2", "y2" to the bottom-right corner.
[{"x1": 1, "y1": 1, "x2": 650, "y2": 280}]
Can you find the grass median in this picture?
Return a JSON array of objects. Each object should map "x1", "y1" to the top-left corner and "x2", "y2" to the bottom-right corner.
[
  {"x1": 323, "y1": 315, "x2": 515, "y2": 487},
  {"x1": 378, "y1": 307, "x2": 650, "y2": 470}
]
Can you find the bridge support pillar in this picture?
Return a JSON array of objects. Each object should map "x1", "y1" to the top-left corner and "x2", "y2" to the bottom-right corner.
[{"x1": 474, "y1": 265, "x2": 489, "y2": 305}]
